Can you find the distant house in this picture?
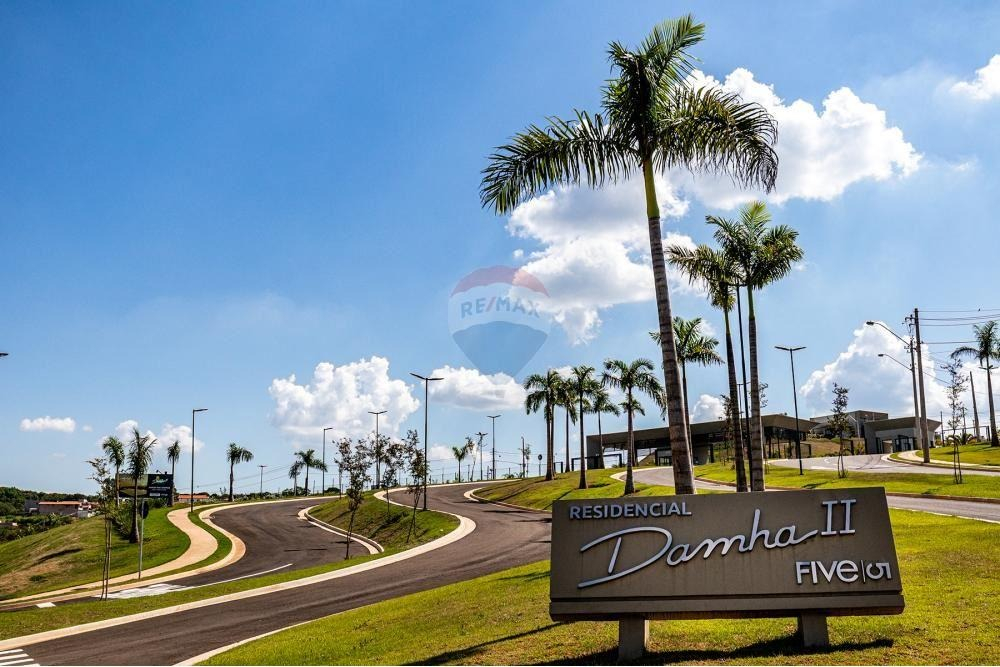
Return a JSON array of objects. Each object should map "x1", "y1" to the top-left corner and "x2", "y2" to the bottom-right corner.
[
  {"x1": 176, "y1": 493, "x2": 211, "y2": 503},
  {"x1": 31, "y1": 500, "x2": 95, "y2": 518},
  {"x1": 864, "y1": 416, "x2": 942, "y2": 454}
]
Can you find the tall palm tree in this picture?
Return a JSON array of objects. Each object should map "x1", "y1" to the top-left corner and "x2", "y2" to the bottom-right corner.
[
  {"x1": 524, "y1": 369, "x2": 563, "y2": 480},
  {"x1": 556, "y1": 377, "x2": 578, "y2": 476},
  {"x1": 709, "y1": 202, "x2": 803, "y2": 491},
  {"x1": 102, "y1": 436, "x2": 125, "y2": 508},
  {"x1": 126, "y1": 428, "x2": 156, "y2": 543},
  {"x1": 166, "y1": 441, "x2": 181, "y2": 506},
  {"x1": 292, "y1": 449, "x2": 327, "y2": 496},
  {"x1": 226, "y1": 443, "x2": 254, "y2": 502},
  {"x1": 651, "y1": 317, "x2": 723, "y2": 443},
  {"x1": 288, "y1": 461, "x2": 303, "y2": 496},
  {"x1": 668, "y1": 243, "x2": 748, "y2": 491},
  {"x1": 953, "y1": 321, "x2": 1000, "y2": 447},
  {"x1": 479, "y1": 17, "x2": 778, "y2": 495},
  {"x1": 590, "y1": 387, "x2": 621, "y2": 469},
  {"x1": 569, "y1": 365, "x2": 599, "y2": 489},
  {"x1": 602, "y1": 358, "x2": 664, "y2": 495}
]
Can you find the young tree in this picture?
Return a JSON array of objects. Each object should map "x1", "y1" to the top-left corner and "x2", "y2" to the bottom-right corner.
[
  {"x1": 86, "y1": 456, "x2": 115, "y2": 600},
  {"x1": 126, "y1": 427, "x2": 156, "y2": 543},
  {"x1": 370, "y1": 433, "x2": 388, "y2": 492},
  {"x1": 952, "y1": 321, "x2": 1000, "y2": 447},
  {"x1": 338, "y1": 438, "x2": 372, "y2": 558},
  {"x1": 403, "y1": 430, "x2": 427, "y2": 541},
  {"x1": 102, "y1": 436, "x2": 125, "y2": 508},
  {"x1": 941, "y1": 359, "x2": 968, "y2": 483},
  {"x1": 589, "y1": 387, "x2": 621, "y2": 470},
  {"x1": 381, "y1": 437, "x2": 406, "y2": 519},
  {"x1": 226, "y1": 443, "x2": 254, "y2": 502},
  {"x1": 166, "y1": 441, "x2": 181, "y2": 506},
  {"x1": 828, "y1": 384, "x2": 853, "y2": 478},
  {"x1": 519, "y1": 439, "x2": 531, "y2": 478},
  {"x1": 288, "y1": 461, "x2": 303, "y2": 496},
  {"x1": 523, "y1": 369, "x2": 563, "y2": 480},
  {"x1": 480, "y1": 17, "x2": 778, "y2": 495},
  {"x1": 452, "y1": 439, "x2": 474, "y2": 483},
  {"x1": 602, "y1": 358, "x2": 664, "y2": 494},
  {"x1": 651, "y1": 317, "x2": 722, "y2": 444}
]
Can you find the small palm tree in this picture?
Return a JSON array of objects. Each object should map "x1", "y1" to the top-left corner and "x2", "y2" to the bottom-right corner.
[
  {"x1": 590, "y1": 387, "x2": 621, "y2": 470},
  {"x1": 710, "y1": 202, "x2": 803, "y2": 491},
  {"x1": 288, "y1": 461, "x2": 303, "y2": 496},
  {"x1": 569, "y1": 365, "x2": 598, "y2": 489},
  {"x1": 226, "y1": 443, "x2": 254, "y2": 502},
  {"x1": 480, "y1": 17, "x2": 778, "y2": 495},
  {"x1": 668, "y1": 243, "x2": 749, "y2": 491},
  {"x1": 126, "y1": 428, "x2": 156, "y2": 543},
  {"x1": 292, "y1": 449, "x2": 327, "y2": 496},
  {"x1": 952, "y1": 321, "x2": 1000, "y2": 447},
  {"x1": 602, "y1": 358, "x2": 664, "y2": 495},
  {"x1": 451, "y1": 441, "x2": 473, "y2": 483},
  {"x1": 524, "y1": 369, "x2": 564, "y2": 480},
  {"x1": 652, "y1": 316, "x2": 722, "y2": 442},
  {"x1": 166, "y1": 441, "x2": 181, "y2": 506},
  {"x1": 102, "y1": 436, "x2": 125, "y2": 507}
]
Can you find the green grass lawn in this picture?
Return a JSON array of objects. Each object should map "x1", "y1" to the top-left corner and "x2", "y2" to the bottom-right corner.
[
  {"x1": 309, "y1": 493, "x2": 458, "y2": 553},
  {"x1": 203, "y1": 508, "x2": 999, "y2": 666},
  {"x1": 926, "y1": 443, "x2": 1000, "y2": 467},
  {"x1": 0, "y1": 498, "x2": 455, "y2": 641},
  {"x1": 695, "y1": 462, "x2": 1000, "y2": 499},
  {"x1": 0, "y1": 506, "x2": 189, "y2": 601},
  {"x1": 475, "y1": 467, "x2": 674, "y2": 511}
]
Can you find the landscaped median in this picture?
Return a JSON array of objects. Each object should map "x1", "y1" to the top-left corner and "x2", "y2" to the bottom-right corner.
[
  {"x1": 889, "y1": 443, "x2": 1000, "y2": 470},
  {"x1": 201, "y1": 475, "x2": 1000, "y2": 665},
  {"x1": 473, "y1": 466, "x2": 673, "y2": 510},
  {"x1": 695, "y1": 462, "x2": 1000, "y2": 500},
  {"x1": 0, "y1": 492, "x2": 458, "y2": 643}
]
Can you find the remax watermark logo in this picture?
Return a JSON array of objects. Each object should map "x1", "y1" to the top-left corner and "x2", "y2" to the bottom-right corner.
[{"x1": 448, "y1": 266, "x2": 550, "y2": 377}]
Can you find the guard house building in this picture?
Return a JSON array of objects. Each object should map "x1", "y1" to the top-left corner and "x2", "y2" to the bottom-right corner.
[
  {"x1": 863, "y1": 416, "x2": 941, "y2": 454},
  {"x1": 809, "y1": 410, "x2": 888, "y2": 440},
  {"x1": 584, "y1": 413, "x2": 818, "y2": 468}
]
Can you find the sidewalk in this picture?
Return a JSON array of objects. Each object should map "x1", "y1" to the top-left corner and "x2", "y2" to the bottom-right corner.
[{"x1": 893, "y1": 449, "x2": 999, "y2": 473}]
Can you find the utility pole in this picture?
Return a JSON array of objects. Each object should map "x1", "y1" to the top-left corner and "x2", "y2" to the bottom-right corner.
[
  {"x1": 912, "y1": 309, "x2": 931, "y2": 462},
  {"x1": 410, "y1": 372, "x2": 443, "y2": 510},
  {"x1": 488, "y1": 415, "x2": 501, "y2": 480},
  {"x1": 970, "y1": 372, "x2": 981, "y2": 438},
  {"x1": 258, "y1": 464, "x2": 266, "y2": 496},
  {"x1": 190, "y1": 408, "x2": 207, "y2": 513},
  {"x1": 775, "y1": 346, "x2": 805, "y2": 474},
  {"x1": 368, "y1": 410, "x2": 386, "y2": 490},
  {"x1": 322, "y1": 427, "x2": 333, "y2": 495},
  {"x1": 475, "y1": 432, "x2": 488, "y2": 481}
]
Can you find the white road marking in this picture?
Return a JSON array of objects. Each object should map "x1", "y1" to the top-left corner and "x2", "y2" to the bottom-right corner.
[
  {"x1": 0, "y1": 649, "x2": 38, "y2": 666},
  {"x1": 190, "y1": 564, "x2": 292, "y2": 588},
  {"x1": 34, "y1": 603, "x2": 54, "y2": 609},
  {"x1": 100, "y1": 583, "x2": 191, "y2": 600}
]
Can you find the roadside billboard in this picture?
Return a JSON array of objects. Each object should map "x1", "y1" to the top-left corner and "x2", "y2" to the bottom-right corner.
[
  {"x1": 550, "y1": 487, "x2": 903, "y2": 620},
  {"x1": 117, "y1": 473, "x2": 174, "y2": 500}
]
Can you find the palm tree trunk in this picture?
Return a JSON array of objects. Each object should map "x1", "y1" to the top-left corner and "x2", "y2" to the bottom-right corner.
[
  {"x1": 545, "y1": 406, "x2": 555, "y2": 480},
  {"x1": 643, "y1": 160, "x2": 695, "y2": 495},
  {"x1": 746, "y1": 289, "x2": 766, "y2": 492},
  {"x1": 304, "y1": 468, "x2": 310, "y2": 496},
  {"x1": 623, "y1": 389, "x2": 635, "y2": 495},
  {"x1": 229, "y1": 463, "x2": 235, "y2": 502},
  {"x1": 578, "y1": 394, "x2": 588, "y2": 489},
  {"x1": 130, "y1": 483, "x2": 138, "y2": 543},
  {"x1": 114, "y1": 465, "x2": 120, "y2": 508},
  {"x1": 596, "y1": 412, "x2": 605, "y2": 469},
  {"x1": 681, "y1": 361, "x2": 691, "y2": 452},
  {"x1": 564, "y1": 408, "x2": 570, "y2": 474},
  {"x1": 986, "y1": 364, "x2": 998, "y2": 447},
  {"x1": 169, "y1": 461, "x2": 176, "y2": 507},
  {"x1": 724, "y1": 308, "x2": 748, "y2": 492}
]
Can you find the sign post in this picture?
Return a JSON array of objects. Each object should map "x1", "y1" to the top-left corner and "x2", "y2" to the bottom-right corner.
[
  {"x1": 550, "y1": 488, "x2": 903, "y2": 659},
  {"x1": 138, "y1": 498, "x2": 149, "y2": 580}
]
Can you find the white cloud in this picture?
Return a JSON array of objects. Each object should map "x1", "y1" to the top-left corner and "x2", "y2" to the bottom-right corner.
[
  {"x1": 428, "y1": 365, "x2": 526, "y2": 411},
  {"x1": 82, "y1": 425, "x2": 93, "y2": 432},
  {"x1": 20, "y1": 416, "x2": 76, "y2": 433},
  {"x1": 800, "y1": 324, "x2": 950, "y2": 418},
  {"x1": 949, "y1": 54, "x2": 1000, "y2": 102},
  {"x1": 691, "y1": 394, "x2": 726, "y2": 422},
  {"x1": 269, "y1": 356, "x2": 420, "y2": 440},
  {"x1": 684, "y1": 68, "x2": 921, "y2": 207}
]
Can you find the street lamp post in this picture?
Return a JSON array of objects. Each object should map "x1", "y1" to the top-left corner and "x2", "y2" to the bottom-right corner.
[
  {"x1": 258, "y1": 464, "x2": 267, "y2": 496},
  {"x1": 368, "y1": 410, "x2": 386, "y2": 490},
  {"x1": 190, "y1": 408, "x2": 207, "y2": 512},
  {"x1": 322, "y1": 427, "x2": 333, "y2": 495},
  {"x1": 488, "y1": 415, "x2": 501, "y2": 480},
  {"x1": 867, "y1": 320, "x2": 925, "y2": 457},
  {"x1": 410, "y1": 372, "x2": 442, "y2": 511},
  {"x1": 775, "y1": 346, "x2": 805, "y2": 475}
]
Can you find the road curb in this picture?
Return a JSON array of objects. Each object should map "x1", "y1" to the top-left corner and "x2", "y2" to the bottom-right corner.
[
  {"x1": 888, "y1": 452, "x2": 999, "y2": 473},
  {"x1": 300, "y1": 507, "x2": 383, "y2": 554},
  {"x1": 694, "y1": 476, "x2": 1000, "y2": 505},
  {"x1": 465, "y1": 487, "x2": 550, "y2": 513}
]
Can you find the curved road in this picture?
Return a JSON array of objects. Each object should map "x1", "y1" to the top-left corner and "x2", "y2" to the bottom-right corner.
[
  {"x1": 632, "y1": 467, "x2": 1000, "y2": 523},
  {"x1": 14, "y1": 484, "x2": 550, "y2": 665},
  {"x1": 769, "y1": 453, "x2": 1000, "y2": 477}
]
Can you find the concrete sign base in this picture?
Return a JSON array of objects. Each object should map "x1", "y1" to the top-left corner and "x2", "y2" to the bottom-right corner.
[
  {"x1": 617, "y1": 617, "x2": 649, "y2": 661},
  {"x1": 797, "y1": 614, "x2": 830, "y2": 648}
]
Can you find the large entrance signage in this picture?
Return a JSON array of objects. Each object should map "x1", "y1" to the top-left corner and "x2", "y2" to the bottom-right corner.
[
  {"x1": 117, "y1": 473, "x2": 174, "y2": 500},
  {"x1": 550, "y1": 488, "x2": 903, "y2": 658}
]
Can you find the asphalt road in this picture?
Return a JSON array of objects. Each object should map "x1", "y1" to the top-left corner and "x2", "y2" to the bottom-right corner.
[
  {"x1": 633, "y1": 467, "x2": 1000, "y2": 522},
  {"x1": 769, "y1": 452, "x2": 1000, "y2": 476},
  {"x1": 17, "y1": 485, "x2": 550, "y2": 665}
]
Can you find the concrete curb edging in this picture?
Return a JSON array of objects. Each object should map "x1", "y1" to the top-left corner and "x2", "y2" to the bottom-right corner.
[
  {"x1": 888, "y1": 451, "x2": 999, "y2": 473},
  {"x1": 299, "y1": 507, "x2": 382, "y2": 554},
  {"x1": 693, "y1": 475, "x2": 1000, "y2": 505},
  {"x1": 0, "y1": 494, "x2": 476, "y2": 653},
  {"x1": 465, "y1": 488, "x2": 550, "y2": 513}
]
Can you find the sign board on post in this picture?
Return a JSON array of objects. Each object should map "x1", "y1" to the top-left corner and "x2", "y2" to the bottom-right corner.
[
  {"x1": 550, "y1": 488, "x2": 903, "y2": 659},
  {"x1": 117, "y1": 473, "x2": 173, "y2": 500}
]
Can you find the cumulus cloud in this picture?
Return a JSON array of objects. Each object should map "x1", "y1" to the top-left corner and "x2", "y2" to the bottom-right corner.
[
  {"x1": 800, "y1": 324, "x2": 950, "y2": 418},
  {"x1": 949, "y1": 54, "x2": 1000, "y2": 102},
  {"x1": 683, "y1": 68, "x2": 921, "y2": 207},
  {"x1": 428, "y1": 365, "x2": 526, "y2": 411},
  {"x1": 104, "y1": 420, "x2": 200, "y2": 453},
  {"x1": 20, "y1": 416, "x2": 76, "y2": 433},
  {"x1": 691, "y1": 394, "x2": 726, "y2": 422},
  {"x1": 269, "y1": 356, "x2": 419, "y2": 440}
]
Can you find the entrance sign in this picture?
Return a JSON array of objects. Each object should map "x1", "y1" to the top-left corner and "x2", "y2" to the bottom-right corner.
[
  {"x1": 117, "y1": 473, "x2": 174, "y2": 500},
  {"x1": 550, "y1": 488, "x2": 903, "y2": 657}
]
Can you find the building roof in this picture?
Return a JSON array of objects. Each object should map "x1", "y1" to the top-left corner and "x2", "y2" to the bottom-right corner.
[
  {"x1": 868, "y1": 416, "x2": 942, "y2": 432},
  {"x1": 38, "y1": 500, "x2": 87, "y2": 506},
  {"x1": 587, "y1": 413, "x2": 820, "y2": 448}
]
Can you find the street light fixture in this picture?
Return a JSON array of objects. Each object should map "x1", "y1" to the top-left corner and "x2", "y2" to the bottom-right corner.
[
  {"x1": 775, "y1": 346, "x2": 805, "y2": 475},
  {"x1": 368, "y1": 410, "x2": 386, "y2": 491},
  {"x1": 867, "y1": 320, "x2": 926, "y2": 457},
  {"x1": 190, "y1": 408, "x2": 207, "y2": 513},
  {"x1": 488, "y1": 415, "x2": 501, "y2": 481},
  {"x1": 322, "y1": 427, "x2": 334, "y2": 495},
  {"x1": 410, "y1": 372, "x2": 442, "y2": 511}
]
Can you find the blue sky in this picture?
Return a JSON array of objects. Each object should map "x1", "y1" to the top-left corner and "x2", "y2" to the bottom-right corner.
[{"x1": 3, "y1": 1, "x2": 999, "y2": 493}]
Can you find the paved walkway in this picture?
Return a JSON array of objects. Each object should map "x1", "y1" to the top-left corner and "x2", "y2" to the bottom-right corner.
[{"x1": 769, "y1": 452, "x2": 1000, "y2": 476}]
